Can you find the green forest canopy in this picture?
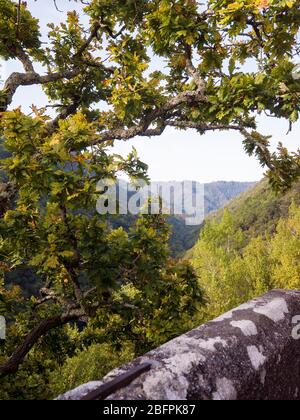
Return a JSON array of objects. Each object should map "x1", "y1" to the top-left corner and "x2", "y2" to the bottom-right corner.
[{"x1": 190, "y1": 199, "x2": 300, "y2": 319}]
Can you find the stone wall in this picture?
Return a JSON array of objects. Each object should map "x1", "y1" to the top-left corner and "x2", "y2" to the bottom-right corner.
[{"x1": 58, "y1": 290, "x2": 300, "y2": 400}]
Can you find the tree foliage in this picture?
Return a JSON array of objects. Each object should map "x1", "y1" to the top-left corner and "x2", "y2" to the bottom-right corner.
[
  {"x1": 1, "y1": 1, "x2": 300, "y2": 186},
  {"x1": 1, "y1": 0, "x2": 300, "y2": 399}
]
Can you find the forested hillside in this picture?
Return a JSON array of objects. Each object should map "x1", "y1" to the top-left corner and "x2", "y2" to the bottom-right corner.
[
  {"x1": 207, "y1": 178, "x2": 300, "y2": 238},
  {"x1": 188, "y1": 179, "x2": 300, "y2": 319},
  {"x1": 168, "y1": 181, "x2": 255, "y2": 255}
]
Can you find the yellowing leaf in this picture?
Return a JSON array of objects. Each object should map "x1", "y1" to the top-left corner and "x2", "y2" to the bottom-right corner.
[
  {"x1": 255, "y1": 0, "x2": 269, "y2": 9},
  {"x1": 49, "y1": 136, "x2": 60, "y2": 146}
]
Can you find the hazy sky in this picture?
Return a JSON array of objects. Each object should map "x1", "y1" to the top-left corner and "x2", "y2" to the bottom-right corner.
[{"x1": 1, "y1": 0, "x2": 300, "y2": 183}]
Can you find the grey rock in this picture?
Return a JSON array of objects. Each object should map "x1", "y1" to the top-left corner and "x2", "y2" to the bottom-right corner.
[{"x1": 58, "y1": 290, "x2": 300, "y2": 401}]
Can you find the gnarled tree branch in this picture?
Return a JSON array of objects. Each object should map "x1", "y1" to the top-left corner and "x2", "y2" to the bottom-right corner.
[
  {"x1": 90, "y1": 89, "x2": 208, "y2": 146},
  {"x1": 1, "y1": 69, "x2": 81, "y2": 112},
  {"x1": 0, "y1": 309, "x2": 84, "y2": 378}
]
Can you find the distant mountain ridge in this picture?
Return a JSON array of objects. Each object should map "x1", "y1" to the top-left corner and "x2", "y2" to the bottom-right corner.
[
  {"x1": 132, "y1": 180, "x2": 256, "y2": 216},
  {"x1": 109, "y1": 180, "x2": 256, "y2": 256},
  {"x1": 167, "y1": 180, "x2": 256, "y2": 255},
  {"x1": 203, "y1": 181, "x2": 256, "y2": 215}
]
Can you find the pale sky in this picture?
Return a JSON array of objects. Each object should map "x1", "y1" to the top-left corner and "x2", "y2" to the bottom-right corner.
[{"x1": 1, "y1": 0, "x2": 300, "y2": 183}]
